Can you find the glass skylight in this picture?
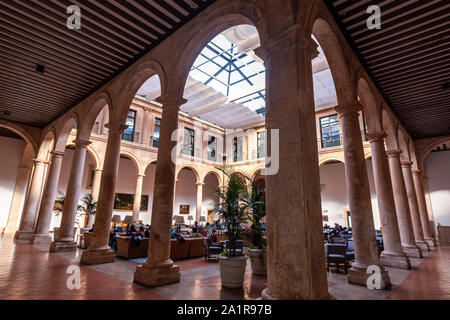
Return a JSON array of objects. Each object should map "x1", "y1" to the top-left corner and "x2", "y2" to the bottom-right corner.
[{"x1": 189, "y1": 32, "x2": 266, "y2": 114}]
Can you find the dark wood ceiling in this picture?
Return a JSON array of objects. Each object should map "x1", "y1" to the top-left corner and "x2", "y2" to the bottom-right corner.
[
  {"x1": 325, "y1": 0, "x2": 450, "y2": 139},
  {"x1": 0, "y1": 0, "x2": 216, "y2": 127}
]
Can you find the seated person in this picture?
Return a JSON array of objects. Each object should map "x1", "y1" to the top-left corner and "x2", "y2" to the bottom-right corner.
[
  {"x1": 144, "y1": 226, "x2": 150, "y2": 238},
  {"x1": 192, "y1": 221, "x2": 199, "y2": 233},
  {"x1": 171, "y1": 230, "x2": 185, "y2": 242}
]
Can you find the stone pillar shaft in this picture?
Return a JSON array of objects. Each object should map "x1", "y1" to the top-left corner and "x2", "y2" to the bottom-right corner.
[
  {"x1": 31, "y1": 151, "x2": 64, "y2": 244},
  {"x1": 80, "y1": 122, "x2": 126, "y2": 264},
  {"x1": 15, "y1": 159, "x2": 47, "y2": 240},
  {"x1": 337, "y1": 103, "x2": 390, "y2": 288},
  {"x1": 132, "y1": 174, "x2": 144, "y2": 223},
  {"x1": 50, "y1": 139, "x2": 90, "y2": 252},
  {"x1": 256, "y1": 26, "x2": 331, "y2": 300},
  {"x1": 4, "y1": 167, "x2": 31, "y2": 234},
  {"x1": 412, "y1": 170, "x2": 436, "y2": 247},
  {"x1": 387, "y1": 150, "x2": 422, "y2": 258},
  {"x1": 402, "y1": 161, "x2": 429, "y2": 252},
  {"x1": 91, "y1": 169, "x2": 102, "y2": 202},
  {"x1": 133, "y1": 94, "x2": 186, "y2": 287},
  {"x1": 368, "y1": 133, "x2": 410, "y2": 269},
  {"x1": 195, "y1": 182, "x2": 203, "y2": 222}
]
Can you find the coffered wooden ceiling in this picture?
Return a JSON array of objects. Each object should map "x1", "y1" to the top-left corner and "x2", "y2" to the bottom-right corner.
[
  {"x1": 325, "y1": 0, "x2": 450, "y2": 139},
  {"x1": 0, "y1": 0, "x2": 216, "y2": 127}
]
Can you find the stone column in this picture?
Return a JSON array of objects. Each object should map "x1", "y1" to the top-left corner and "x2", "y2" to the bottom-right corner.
[
  {"x1": 30, "y1": 151, "x2": 65, "y2": 244},
  {"x1": 367, "y1": 133, "x2": 410, "y2": 269},
  {"x1": 402, "y1": 161, "x2": 429, "y2": 252},
  {"x1": 412, "y1": 169, "x2": 436, "y2": 247},
  {"x1": 255, "y1": 26, "x2": 331, "y2": 300},
  {"x1": 337, "y1": 102, "x2": 390, "y2": 288},
  {"x1": 132, "y1": 174, "x2": 145, "y2": 223},
  {"x1": 15, "y1": 159, "x2": 47, "y2": 240},
  {"x1": 80, "y1": 123, "x2": 127, "y2": 264},
  {"x1": 133, "y1": 94, "x2": 186, "y2": 287},
  {"x1": 195, "y1": 182, "x2": 204, "y2": 222},
  {"x1": 3, "y1": 167, "x2": 31, "y2": 234},
  {"x1": 386, "y1": 150, "x2": 422, "y2": 258},
  {"x1": 91, "y1": 169, "x2": 102, "y2": 202},
  {"x1": 50, "y1": 139, "x2": 90, "y2": 252}
]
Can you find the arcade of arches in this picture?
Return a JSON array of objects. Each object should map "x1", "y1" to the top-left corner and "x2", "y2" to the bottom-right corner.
[{"x1": 0, "y1": 0, "x2": 449, "y2": 300}]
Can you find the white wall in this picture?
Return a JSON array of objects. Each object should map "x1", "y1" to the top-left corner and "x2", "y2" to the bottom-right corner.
[
  {"x1": 0, "y1": 137, "x2": 26, "y2": 228},
  {"x1": 319, "y1": 160, "x2": 381, "y2": 229},
  {"x1": 141, "y1": 163, "x2": 156, "y2": 224},
  {"x1": 425, "y1": 150, "x2": 450, "y2": 229},
  {"x1": 174, "y1": 168, "x2": 197, "y2": 221},
  {"x1": 202, "y1": 173, "x2": 219, "y2": 219}
]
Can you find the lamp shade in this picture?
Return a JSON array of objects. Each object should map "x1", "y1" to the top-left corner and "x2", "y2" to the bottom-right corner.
[
  {"x1": 123, "y1": 215, "x2": 134, "y2": 225},
  {"x1": 175, "y1": 216, "x2": 185, "y2": 224},
  {"x1": 111, "y1": 215, "x2": 121, "y2": 223},
  {"x1": 188, "y1": 215, "x2": 193, "y2": 221},
  {"x1": 199, "y1": 216, "x2": 206, "y2": 222}
]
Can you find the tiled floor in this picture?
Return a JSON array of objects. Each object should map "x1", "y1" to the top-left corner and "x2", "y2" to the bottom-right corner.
[{"x1": 0, "y1": 234, "x2": 449, "y2": 300}]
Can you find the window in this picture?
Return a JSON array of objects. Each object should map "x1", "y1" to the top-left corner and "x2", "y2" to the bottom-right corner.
[
  {"x1": 257, "y1": 131, "x2": 266, "y2": 158},
  {"x1": 152, "y1": 117, "x2": 161, "y2": 148},
  {"x1": 182, "y1": 128, "x2": 195, "y2": 156},
  {"x1": 122, "y1": 109, "x2": 136, "y2": 142},
  {"x1": 207, "y1": 136, "x2": 217, "y2": 162},
  {"x1": 320, "y1": 114, "x2": 340, "y2": 148},
  {"x1": 233, "y1": 136, "x2": 243, "y2": 162}
]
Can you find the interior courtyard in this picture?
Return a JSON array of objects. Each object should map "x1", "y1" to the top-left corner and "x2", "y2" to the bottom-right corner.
[{"x1": 0, "y1": 0, "x2": 449, "y2": 302}]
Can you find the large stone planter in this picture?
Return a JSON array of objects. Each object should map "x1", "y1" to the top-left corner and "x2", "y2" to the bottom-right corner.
[
  {"x1": 219, "y1": 255, "x2": 248, "y2": 288},
  {"x1": 247, "y1": 248, "x2": 266, "y2": 276}
]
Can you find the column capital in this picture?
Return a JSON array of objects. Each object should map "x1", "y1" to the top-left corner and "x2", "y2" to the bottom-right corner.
[
  {"x1": 256, "y1": 24, "x2": 318, "y2": 61},
  {"x1": 50, "y1": 151, "x2": 65, "y2": 159},
  {"x1": 386, "y1": 149, "x2": 402, "y2": 158},
  {"x1": 412, "y1": 169, "x2": 422, "y2": 176},
  {"x1": 196, "y1": 182, "x2": 205, "y2": 186},
  {"x1": 137, "y1": 174, "x2": 145, "y2": 178},
  {"x1": 105, "y1": 122, "x2": 128, "y2": 133},
  {"x1": 73, "y1": 138, "x2": 91, "y2": 148},
  {"x1": 335, "y1": 101, "x2": 363, "y2": 116},
  {"x1": 401, "y1": 160, "x2": 413, "y2": 168},
  {"x1": 93, "y1": 168, "x2": 103, "y2": 173},
  {"x1": 155, "y1": 95, "x2": 187, "y2": 108},
  {"x1": 366, "y1": 132, "x2": 387, "y2": 143},
  {"x1": 33, "y1": 158, "x2": 48, "y2": 165}
]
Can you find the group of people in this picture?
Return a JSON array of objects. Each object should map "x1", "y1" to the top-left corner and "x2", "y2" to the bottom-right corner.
[
  {"x1": 324, "y1": 223, "x2": 352, "y2": 237},
  {"x1": 108, "y1": 223, "x2": 151, "y2": 249}
]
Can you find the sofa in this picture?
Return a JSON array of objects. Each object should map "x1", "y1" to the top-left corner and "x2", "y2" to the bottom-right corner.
[{"x1": 117, "y1": 236, "x2": 149, "y2": 259}]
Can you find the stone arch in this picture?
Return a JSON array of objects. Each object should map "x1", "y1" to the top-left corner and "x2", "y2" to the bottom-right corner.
[
  {"x1": 381, "y1": 105, "x2": 399, "y2": 151},
  {"x1": 176, "y1": 165, "x2": 201, "y2": 184},
  {"x1": 202, "y1": 170, "x2": 223, "y2": 186},
  {"x1": 398, "y1": 127, "x2": 411, "y2": 162},
  {"x1": 319, "y1": 157, "x2": 345, "y2": 167},
  {"x1": 86, "y1": 145, "x2": 101, "y2": 170},
  {"x1": 120, "y1": 151, "x2": 142, "y2": 176},
  {"x1": 171, "y1": 2, "x2": 265, "y2": 90},
  {"x1": 249, "y1": 166, "x2": 265, "y2": 181},
  {"x1": 37, "y1": 127, "x2": 56, "y2": 161},
  {"x1": 417, "y1": 136, "x2": 450, "y2": 170},
  {"x1": 0, "y1": 120, "x2": 39, "y2": 157},
  {"x1": 143, "y1": 159, "x2": 158, "y2": 174},
  {"x1": 54, "y1": 112, "x2": 79, "y2": 153},
  {"x1": 115, "y1": 60, "x2": 166, "y2": 124},
  {"x1": 310, "y1": 17, "x2": 356, "y2": 105},
  {"x1": 356, "y1": 72, "x2": 382, "y2": 133},
  {"x1": 78, "y1": 91, "x2": 113, "y2": 141}
]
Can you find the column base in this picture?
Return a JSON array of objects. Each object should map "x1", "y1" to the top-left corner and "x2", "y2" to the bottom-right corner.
[
  {"x1": 134, "y1": 263, "x2": 180, "y2": 287},
  {"x1": 380, "y1": 251, "x2": 411, "y2": 269},
  {"x1": 415, "y1": 240, "x2": 430, "y2": 252},
  {"x1": 261, "y1": 288, "x2": 335, "y2": 300},
  {"x1": 347, "y1": 263, "x2": 391, "y2": 290},
  {"x1": 80, "y1": 248, "x2": 115, "y2": 265},
  {"x1": 30, "y1": 234, "x2": 52, "y2": 245},
  {"x1": 15, "y1": 230, "x2": 35, "y2": 240},
  {"x1": 402, "y1": 244, "x2": 422, "y2": 258},
  {"x1": 425, "y1": 237, "x2": 436, "y2": 248},
  {"x1": 49, "y1": 241, "x2": 77, "y2": 252}
]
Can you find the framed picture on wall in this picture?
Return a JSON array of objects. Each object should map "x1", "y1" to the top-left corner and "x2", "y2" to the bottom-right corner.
[
  {"x1": 113, "y1": 193, "x2": 149, "y2": 211},
  {"x1": 140, "y1": 195, "x2": 149, "y2": 211},
  {"x1": 179, "y1": 204, "x2": 190, "y2": 214}
]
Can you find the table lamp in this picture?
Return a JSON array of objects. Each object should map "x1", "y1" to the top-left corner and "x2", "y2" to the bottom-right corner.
[
  {"x1": 199, "y1": 216, "x2": 206, "y2": 226},
  {"x1": 187, "y1": 215, "x2": 193, "y2": 226},
  {"x1": 123, "y1": 215, "x2": 134, "y2": 225},
  {"x1": 111, "y1": 215, "x2": 121, "y2": 228}
]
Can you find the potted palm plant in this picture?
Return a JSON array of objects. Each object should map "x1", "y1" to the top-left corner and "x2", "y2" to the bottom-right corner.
[
  {"x1": 80, "y1": 193, "x2": 97, "y2": 229},
  {"x1": 244, "y1": 180, "x2": 266, "y2": 275},
  {"x1": 215, "y1": 167, "x2": 250, "y2": 288}
]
